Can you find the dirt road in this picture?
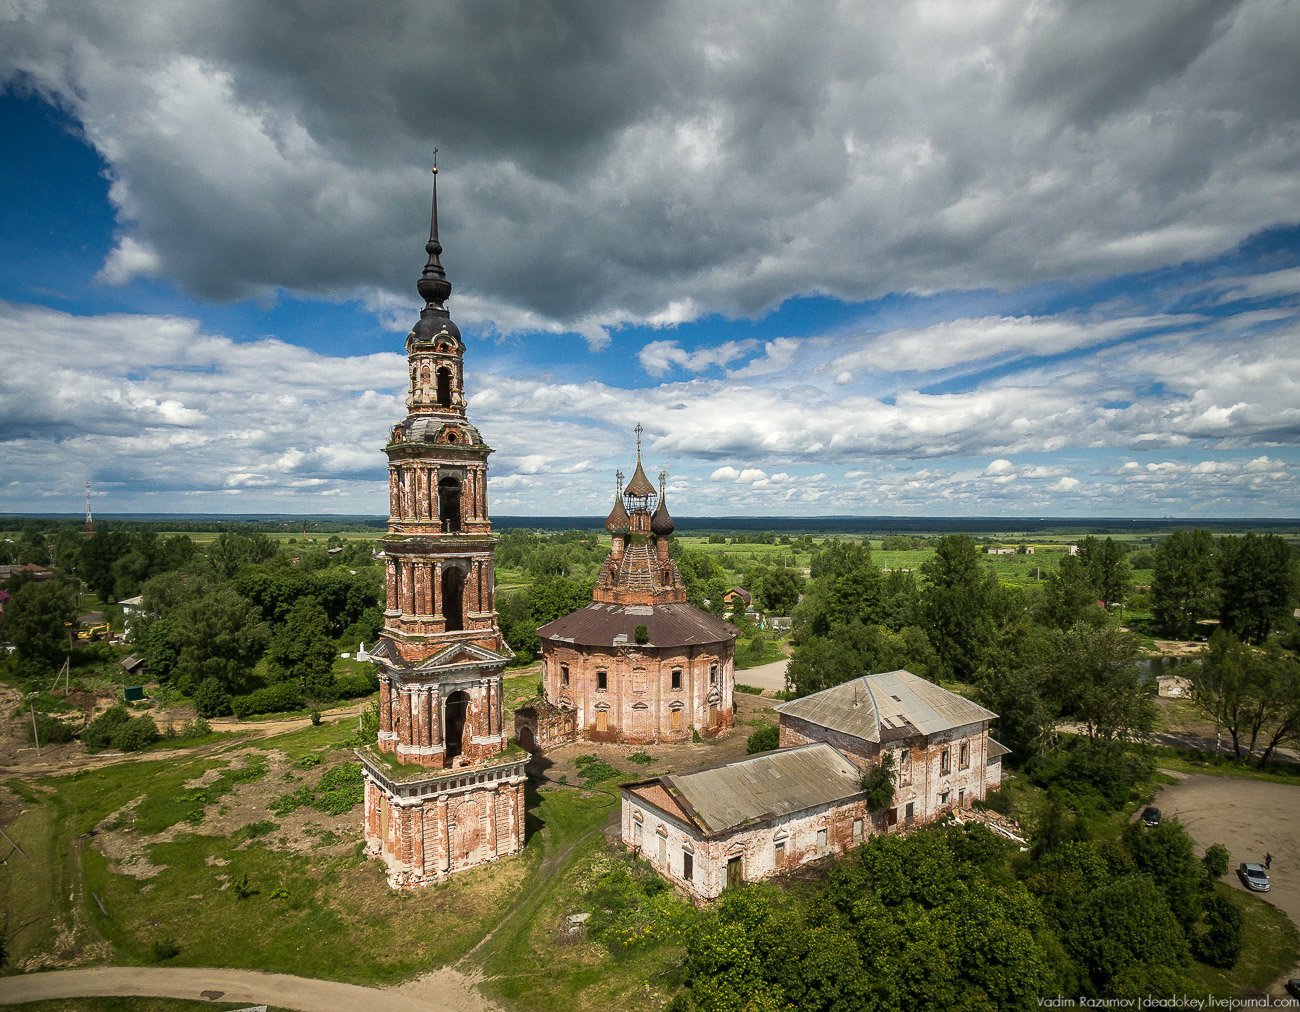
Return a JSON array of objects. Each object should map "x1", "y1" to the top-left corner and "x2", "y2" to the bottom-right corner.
[
  {"x1": 736, "y1": 658, "x2": 788, "y2": 692},
  {"x1": 0, "y1": 965, "x2": 497, "y2": 1011}
]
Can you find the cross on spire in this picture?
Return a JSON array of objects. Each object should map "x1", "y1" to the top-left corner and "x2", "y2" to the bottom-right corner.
[{"x1": 634, "y1": 423, "x2": 644, "y2": 457}]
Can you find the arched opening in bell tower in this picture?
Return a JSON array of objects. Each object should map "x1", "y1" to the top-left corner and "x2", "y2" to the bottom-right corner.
[
  {"x1": 439, "y1": 476, "x2": 462, "y2": 532},
  {"x1": 444, "y1": 690, "x2": 470, "y2": 761},
  {"x1": 443, "y1": 564, "x2": 465, "y2": 631},
  {"x1": 436, "y1": 366, "x2": 452, "y2": 408}
]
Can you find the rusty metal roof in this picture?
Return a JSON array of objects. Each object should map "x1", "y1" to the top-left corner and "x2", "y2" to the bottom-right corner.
[
  {"x1": 775, "y1": 669, "x2": 996, "y2": 743},
  {"x1": 538, "y1": 602, "x2": 735, "y2": 649},
  {"x1": 625, "y1": 742, "x2": 864, "y2": 836}
]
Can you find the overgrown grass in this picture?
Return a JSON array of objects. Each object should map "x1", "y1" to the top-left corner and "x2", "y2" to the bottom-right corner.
[{"x1": 1186, "y1": 883, "x2": 1300, "y2": 997}]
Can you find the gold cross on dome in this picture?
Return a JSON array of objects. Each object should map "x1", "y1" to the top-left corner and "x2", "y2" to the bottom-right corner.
[{"x1": 634, "y1": 423, "x2": 643, "y2": 454}]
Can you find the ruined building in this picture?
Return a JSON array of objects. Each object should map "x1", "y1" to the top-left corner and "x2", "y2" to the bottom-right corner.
[
  {"x1": 621, "y1": 669, "x2": 1008, "y2": 901},
  {"x1": 515, "y1": 432, "x2": 736, "y2": 750},
  {"x1": 359, "y1": 168, "x2": 526, "y2": 889}
]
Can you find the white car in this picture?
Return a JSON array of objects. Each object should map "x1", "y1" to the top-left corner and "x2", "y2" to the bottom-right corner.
[{"x1": 1238, "y1": 862, "x2": 1271, "y2": 892}]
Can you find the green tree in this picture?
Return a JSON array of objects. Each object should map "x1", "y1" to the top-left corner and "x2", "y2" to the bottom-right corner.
[
  {"x1": 1077, "y1": 536, "x2": 1131, "y2": 611},
  {"x1": 267, "y1": 596, "x2": 336, "y2": 695},
  {"x1": 1039, "y1": 554, "x2": 1103, "y2": 631},
  {"x1": 1193, "y1": 893, "x2": 1242, "y2": 969},
  {"x1": 1065, "y1": 876, "x2": 1189, "y2": 993},
  {"x1": 1123, "y1": 819, "x2": 1203, "y2": 928},
  {"x1": 1044, "y1": 623, "x2": 1152, "y2": 744},
  {"x1": 1218, "y1": 533, "x2": 1295, "y2": 644},
  {"x1": 1151, "y1": 529, "x2": 1217, "y2": 638},
  {"x1": 1, "y1": 579, "x2": 76, "y2": 670},
  {"x1": 921, "y1": 535, "x2": 997, "y2": 680},
  {"x1": 754, "y1": 568, "x2": 805, "y2": 615}
]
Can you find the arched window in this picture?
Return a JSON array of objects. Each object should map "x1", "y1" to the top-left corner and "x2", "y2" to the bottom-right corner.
[
  {"x1": 442, "y1": 565, "x2": 465, "y2": 631},
  {"x1": 436, "y1": 367, "x2": 452, "y2": 408},
  {"x1": 439, "y1": 476, "x2": 461, "y2": 533}
]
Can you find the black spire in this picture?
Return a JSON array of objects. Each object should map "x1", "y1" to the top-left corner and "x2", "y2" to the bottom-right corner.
[{"x1": 416, "y1": 154, "x2": 452, "y2": 313}]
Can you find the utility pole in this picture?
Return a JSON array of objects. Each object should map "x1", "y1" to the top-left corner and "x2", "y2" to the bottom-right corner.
[
  {"x1": 85, "y1": 481, "x2": 94, "y2": 539},
  {"x1": 30, "y1": 703, "x2": 40, "y2": 755}
]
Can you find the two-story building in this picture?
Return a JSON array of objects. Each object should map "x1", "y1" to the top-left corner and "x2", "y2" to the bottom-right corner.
[{"x1": 620, "y1": 669, "x2": 1008, "y2": 901}]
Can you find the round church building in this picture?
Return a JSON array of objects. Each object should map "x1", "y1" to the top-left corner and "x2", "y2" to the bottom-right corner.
[{"x1": 523, "y1": 441, "x2": 736, "y2": 748}]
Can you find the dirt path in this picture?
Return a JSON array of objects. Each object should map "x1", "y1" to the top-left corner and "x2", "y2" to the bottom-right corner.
[{"x1": 0, "y1": 964, "x2": 497, "y2": 1011}]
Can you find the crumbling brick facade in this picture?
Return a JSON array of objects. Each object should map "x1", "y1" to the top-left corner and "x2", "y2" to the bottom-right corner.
[
  {"x1": 358, "y1": 170, "x2": 526, "y2": 889},
  {"x1": 535, "y1": 437, "x2": 736, "y2": 748},
  {"x1": 621, "y1": 671, "x2": 1009, "y2": 901}
]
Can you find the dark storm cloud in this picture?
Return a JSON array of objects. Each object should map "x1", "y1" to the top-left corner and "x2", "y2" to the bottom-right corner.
[{"x1": 2, "y1": 0, "x2": 1298, "y2": 344}]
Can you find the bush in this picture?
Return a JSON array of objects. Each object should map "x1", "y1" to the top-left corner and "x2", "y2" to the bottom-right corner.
[
  {"x1": 28, "y1": 710, "x2": 78, "y2": 746},
  {"x1": 81, "y1": 705, "x2": 158, "y2": 752},
  {"x1": 574, "y1": 754, "x2": 621, "y2": 783},
  {"x1": 113, "y1": 715, "x2": 160, "y2": 752},
  {"x1": 634, "y1": 624, "x2": 650, "y2": 645},
  {"x1": 230, "y1": 681, "x2": 303, "y2": 719},
  {"x1": 192, "y1": 677, "x2": 231, "y2": 718},
  {"x1": 179, "y1": 717, "x2": 211, "y2": 740},
  {"x1": 1202, "y1": 843, "x2": 1229, "y2": 880},
  {"x1": 746, "y1": 724, "x2": 779, "y2": 754},
  {"x1": 151, "y1": 937, "x2": 180, "y2": 962},
  {"x1": 627, "y1": 750, "x2": 655, "y2": 765},
  {"x1": 310, "y1": 710, "x2": 322, "y2": 726},
  {"x1": 1193, "y1": 893, "x2": 1243, "y2": 968},
  {"x1": 333, "y1": 668, "x2": 378, "y2": 700},
  {"x1": 734, "y1": 683, "x2": 764, "y2": 695}
]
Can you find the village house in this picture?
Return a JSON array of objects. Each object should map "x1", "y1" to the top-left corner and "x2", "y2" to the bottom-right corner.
[{"x1": 620, "y1": 669, "x2": 1008, "y2": 901}]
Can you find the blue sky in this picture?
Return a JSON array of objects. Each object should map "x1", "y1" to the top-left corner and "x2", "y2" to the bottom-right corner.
[{"x1": 0, "y1": 2, "x2": 1297, "y2": 518}]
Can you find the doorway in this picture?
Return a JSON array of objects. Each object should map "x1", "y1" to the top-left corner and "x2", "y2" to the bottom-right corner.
[
  {"x1": 726, "y1": 855, "x2": 744, "y2": 889},
  {"x1": 438, "y1": 476, "x2": 461, "y2": 533},
  {"x1": 445, "y1": 690, "x2": 470, "y2": 761}
]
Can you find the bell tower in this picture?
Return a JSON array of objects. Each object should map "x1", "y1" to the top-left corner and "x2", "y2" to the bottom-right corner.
[{"x1": 360, "y1": 162, "x2": 527, "y2": 888}]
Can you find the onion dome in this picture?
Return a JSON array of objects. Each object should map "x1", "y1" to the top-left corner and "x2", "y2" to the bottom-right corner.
[
  {"x1": 605, "y1": 472, "x2": 630, "y2": 533},
  {"x1": 622, "y1": 422, "x2": 658, "y2": 498},
  {"x1": 650, "y1": 471, "x2": 675, "y2": 536}
]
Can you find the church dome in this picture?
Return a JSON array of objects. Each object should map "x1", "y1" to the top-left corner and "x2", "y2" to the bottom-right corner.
[
  {"x1": 605, "y1": 493, "x2": 630, "y2": 533},
  {"x1": 650, "y1": 490, "x2": 675, "y2": 536}
]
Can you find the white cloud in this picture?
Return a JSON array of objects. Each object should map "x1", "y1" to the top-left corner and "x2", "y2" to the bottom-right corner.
[{"x1": 639, "y1": 338, "x2": 758, "y2": 377}]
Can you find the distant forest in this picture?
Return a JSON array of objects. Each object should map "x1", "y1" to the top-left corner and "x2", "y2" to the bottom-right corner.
[{"x1": 4, "y1": 513, "x2": 1299, "y2": 536}]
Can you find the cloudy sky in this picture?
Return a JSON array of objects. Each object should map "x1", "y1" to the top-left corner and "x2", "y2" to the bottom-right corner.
[{"x1": 1, "y1": 0, "x2": 1297, "y2": 518}]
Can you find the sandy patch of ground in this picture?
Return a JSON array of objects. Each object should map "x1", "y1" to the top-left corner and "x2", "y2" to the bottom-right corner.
[
  {"x1": 91, "y1": 747, "x2": 364, "y2": 878},
  {"x1": 1152, "y1": 639, "x2": 1209, "y2": 657}
]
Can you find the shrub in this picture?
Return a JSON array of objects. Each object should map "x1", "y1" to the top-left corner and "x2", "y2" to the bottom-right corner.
[
  {"x1": 81, "y1": 706, "x2": 158, "y2": 752},
  {"x1": 746, "y1": 724, "x2": 779, "y2": 754},
  {"x1": 1202, "y1": 843, "x2": 1229, "y2": 881},
  {"x1": 861, "y1": 751, "x2": 896, "y2": 813},
  {"x1": 634, "y1": 624, "x2": 650, "y2": 645},
  {"x1": 734, "y1": 683, "x2": 764, "y2": 695},
  {"x1": 230, "y1": 681, "x2": 303, "y2": 719},
  {"x1": 310, "y1": 710, "x2": 322, "y2": 726},
  {"x1": 192, "y1": 678, "x2": 231, "y2": 718},
  {"x1": 28, "y1": 710, "x2": 78, "y2": 746},
  {"x1": 333, "y1": 668, "x2": 378, "y2": 700},
  {"x1": 151, "y1": 937, "x2": 180, "y2": 962},
  {"x1": 179, "y1": 717, "x2": 211, "y2": 740},
  {"x1": 627, "y1": 750, "x2": 655, "y2": 765},
  {"x1": 112, "y1": 715, "x2": 160, "y2": 752},
  {"x1": 574, "y1": 754, "x2": 621, "y2": 783},
  {"x1": 1193, "y1": 893, "x2": 1243, "y2": 969}
]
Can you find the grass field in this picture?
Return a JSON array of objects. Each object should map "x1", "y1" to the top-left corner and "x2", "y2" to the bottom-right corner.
[{"x1": 5, "y1": 729, "x2": 1297, "y2": 1005}]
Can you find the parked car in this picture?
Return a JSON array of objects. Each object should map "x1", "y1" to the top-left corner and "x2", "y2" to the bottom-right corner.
[
  {"x1": 1141, "y1": 806, "x2": 1161, "y2": 827},
  {"x1": 1285, "y1": 978, "x2": 1300, "y2": 1000},
  {"x1": 1238, "y1": 862, "x2": 1271, "y2": 892}
]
